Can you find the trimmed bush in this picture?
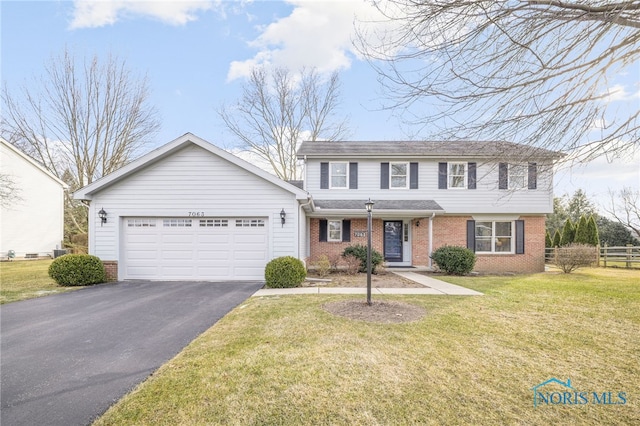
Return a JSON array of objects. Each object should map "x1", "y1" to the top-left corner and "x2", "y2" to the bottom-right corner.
[
  {"x1": 430, "y1": 245, "x2": 477, "y2": 275},
  {"x1": 555, "y1": 243, "x2": 598, "y2": 273},
  {"x1": 342, "y1": 244, "x2": 383, "y2": 273},
  {"x1": 264, "y1": 256, "x2": 306, "y2": 288},
  {"x1": 48, "y1": 254, "x2": 106, "y2": 286}
]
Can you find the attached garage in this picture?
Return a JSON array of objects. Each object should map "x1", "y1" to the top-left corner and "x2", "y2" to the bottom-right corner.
[
  {"x1": 74, "y1": 133, "x2": 308, "y2": 281},
  {"x1": 123, "y1": 217, "x2": 268, "y2": 280}
]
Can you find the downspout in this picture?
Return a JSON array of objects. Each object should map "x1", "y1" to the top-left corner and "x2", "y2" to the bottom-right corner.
[
  {"x1": 428, "y1": 212, "x2": 435, "y2": 269},
  {"x1": 298, "y1": 194, "x2": 314, "y2": 265}
]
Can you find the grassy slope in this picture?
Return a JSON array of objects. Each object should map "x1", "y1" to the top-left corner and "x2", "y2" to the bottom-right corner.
[
  {"x1": 0, "y1": 259, "x2": 80, "y2": 303},
  {"x1": 95, "y1": 268, "x2": 640, "y2": 425}
]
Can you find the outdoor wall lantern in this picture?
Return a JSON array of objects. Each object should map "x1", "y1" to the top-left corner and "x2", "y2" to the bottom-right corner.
[
  {"x1": 365, "y1": 198, "x2": 374, "y2": 306},
  {"x1": 98, "y1": 208, "x2": 107, "y2": 226},
  {"x1": 280, "y1": 209, "x2": 286, "y2": 227}
]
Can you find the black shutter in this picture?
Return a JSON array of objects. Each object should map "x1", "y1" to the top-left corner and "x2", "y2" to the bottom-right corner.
[
  {"x1": 467, "y1": 220, "x2": 476, "y2": 251},
  {"x1": 528, "y1": 162, "x2": 537, "y2": 190},
  {"x1": 342, "y1": 220, "x2": 351, "y2": 242},
  {"x1": 468, "y1": 162, "x2": 477, "y2": 189},
  {"x1": 319, "y1": 219, "x2": 327, "y2": 242},
  {"x1": 349, "y1": 163, "x2": 358, "y2": 189},
  {"x1": 516, "y1": 220, "x2": 525, "y2": 254},
  {"x1": 380, "y1": 163, "x2": 389, "y2": 189},
  {"x1": 320, "y1": 163, "x2": 329, "y2": 189},
  {"x1": 410, "y1": 162, "x2": 419, "y2": 189},
  {"x1": 498, "y1": 163, "x2": 508, "y2": 190},
  {"x1": 438, "y1": 162, "x2": 448, "y2": 189}
]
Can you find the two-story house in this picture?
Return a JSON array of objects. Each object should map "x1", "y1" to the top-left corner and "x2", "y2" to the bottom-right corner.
[
  {"x1": 297, "y1": 140, "x2": 561, "y2": 274},
  {"x1": 75, "y1": 134, "x2": 561, "y2": 281}
]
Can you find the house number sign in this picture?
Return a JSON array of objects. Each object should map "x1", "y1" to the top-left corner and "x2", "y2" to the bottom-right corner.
[
  {"x1": 353, "y1": 230, "x2": 367, "y2": 237},
  {"x1": 188, "y1": 212, "x2": 205, "y2": 217}
]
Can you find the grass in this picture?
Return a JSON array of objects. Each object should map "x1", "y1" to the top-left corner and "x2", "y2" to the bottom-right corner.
[
  {"x1": 0, "y1": 259, "x2": 80, "y2": 304},
  {"x1": 94, "y1": 267, "x2": 639, "y2": 425}
]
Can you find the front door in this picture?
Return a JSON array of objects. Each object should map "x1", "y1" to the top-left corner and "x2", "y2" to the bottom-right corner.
[{"x1": 383, "y1": 221, "x2": 403, "y2": 262}]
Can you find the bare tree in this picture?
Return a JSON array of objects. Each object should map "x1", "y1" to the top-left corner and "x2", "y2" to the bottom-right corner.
[
  {"x1": 219, "y1": 67, "x2": 349, "y2": 181},
  {"x1": 2, "y1": 48, "x2": 160, "y2": 236},
  {"x1": 605, "y1": 187, "x2": 640, "y2": 239},
  {"x1": 356, "y1": 1, "x2": 640, "y2": 162}
]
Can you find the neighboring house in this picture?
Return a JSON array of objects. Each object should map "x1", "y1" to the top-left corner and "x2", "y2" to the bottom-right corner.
[
  {"x1": 76, "y1": 134, "x2": 561, "y2": 281},
  {"x1": 74, "y1": 133, "x2": 309, "y2": 281},
  {"x1": 297, "y1": 140, "x2": 562, "y2": 274},
  {"x1": 0, "y1": 138, "x2": 67, "y2": 259}
]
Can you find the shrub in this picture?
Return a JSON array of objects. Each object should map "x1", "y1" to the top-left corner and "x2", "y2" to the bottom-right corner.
[
  {"x1": 430, "y1": 245, "x2": 477, "y2": 275},
  {"x1": 327, "y1": 253, "x2": 343, "y2": 272},
  {"x1": 555, "y1": 243, "x2": 598, "y2": 273},
  {"x1": 342, "y1": 244, "x2": 383, "y2": 273},
  {"x1": 311, "y1": 255, "x2": 331, "y2": 278},
  {"x1": 343, "y1": 254, "x2": 360, "y2": 275},
  {"x1": 48, "y1": 254, "x2": 106, "y2": 286},
  {"x1": 264, "y1": 256, "x2": 307, "y2": 288}
]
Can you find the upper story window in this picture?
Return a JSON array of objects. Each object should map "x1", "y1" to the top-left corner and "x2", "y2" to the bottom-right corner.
[
  {"x1": 439, "y1": 162, "x2": 476, "y2": 190},
  {"x1": 330, "y1": 162, "x2": 348, "y2": 189},
  {"x1": 390, "y1": 162, "x2": 409, "y2": 189},
  {"x1": 509, "y1": 164, "x2": 527, "y2": 189},
  {"x1": 448, "y1": 162, "x2": 467, "y2": 189}
]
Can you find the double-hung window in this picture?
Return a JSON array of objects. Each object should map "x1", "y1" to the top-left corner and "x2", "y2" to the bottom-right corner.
[
  {"x1": 475, "y1": 221, "x2": 513, "y2": 253},
  {"x1": 330, "y1": 162, "x2": 348, "y2": 189},
  {"x1": 390, "y1": 162, "x2": 408, "y2": 189},
  {"x1": 448, "y1": 163, "x2": 466, "y2": 189},
  {"x1": 328, "y1": 220, "x2": 343, "y2": 242},
  {"x1": 509, "y1": 164, "x2": 527, "y2": 190}
]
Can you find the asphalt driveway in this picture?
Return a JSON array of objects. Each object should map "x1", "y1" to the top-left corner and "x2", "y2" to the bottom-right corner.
[{"x1": 1, "y1": 280, "x2": 264, "y2": 426}]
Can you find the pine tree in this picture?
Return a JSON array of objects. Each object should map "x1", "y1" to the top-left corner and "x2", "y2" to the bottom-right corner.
[
  {"x1": 586, "y1": 215, "x2": 600, "y2": 246},
  {"x1": 560, "y1": 218, "x2": 575, "y2": 246},
  {"x1": 552, "y1": 229, "x2": 562, "y2": 247},
  {"x1": 573, "y1": 215, "x2": 590, "y2": 244},
  {"x1": 545, "y1": 231, "x2": 553, "y2": 248}
]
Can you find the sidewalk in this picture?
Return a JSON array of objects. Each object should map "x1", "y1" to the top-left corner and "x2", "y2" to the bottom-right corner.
[{"x1": 252, "y1": 271, "x2": 482, "y2": 297}]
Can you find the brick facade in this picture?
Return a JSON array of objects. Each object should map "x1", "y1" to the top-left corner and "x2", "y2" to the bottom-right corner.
[
  {"x1": 102, "y1": 260, "x2": 118, "y2": 282},
  {"x1": 309, "y1": 215, "x2": 546, "y2": 274}
]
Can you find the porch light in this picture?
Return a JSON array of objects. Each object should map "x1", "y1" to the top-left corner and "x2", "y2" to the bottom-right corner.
[
  {"x1": 280, "y1": 209, "x2": 286, "y2": 227},
  {"x1": 98, "y1": 208, "x2": 107, "y2": 226},
  {"x1": 365, "y1": 198, "x2": 374, "y2": 306}
]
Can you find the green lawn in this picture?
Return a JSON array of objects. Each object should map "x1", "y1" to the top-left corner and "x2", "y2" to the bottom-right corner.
[
  {"x1": 95, "y1": 268, "x2": 640, "y2": 425},
  {"x1": 0, "y1": 259, "x2": 80, "y2": 303}
]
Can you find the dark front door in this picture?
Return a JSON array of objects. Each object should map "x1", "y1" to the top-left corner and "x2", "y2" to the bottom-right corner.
[{"x1": 384, "y1": 220, "x2": 403, "y2": 262}]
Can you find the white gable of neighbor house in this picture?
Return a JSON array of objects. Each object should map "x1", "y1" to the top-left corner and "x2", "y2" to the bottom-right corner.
[
  {"x1": 77, "y1": 136, "x2": 307, "y2": 280},
  {"x1": 0, "y1": 139, "x2": 67, "y2": 257}
]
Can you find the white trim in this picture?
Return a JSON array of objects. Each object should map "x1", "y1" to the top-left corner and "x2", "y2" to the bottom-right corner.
[
  {"x1": 448, "y1": 162, "x2": 467, "y2": 189},
  {"x1": 74, "y1": 133, "x2": 308, "y2": 201},
  {"x1": 474, "y1": 220, "x2": 515, "y2": 254},
  {"x1": 327, "y1": 219, "x2": 343, "y2": 242}
]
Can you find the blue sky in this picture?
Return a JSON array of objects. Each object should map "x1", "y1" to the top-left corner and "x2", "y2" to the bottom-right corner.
[{"x1": 2, "y1": 0, "x2": 638, "y2": 208}]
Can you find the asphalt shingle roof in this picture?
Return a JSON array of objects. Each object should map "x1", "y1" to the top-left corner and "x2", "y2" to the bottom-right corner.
[
  {"x1": 313, "y1": 199, "x2": 443, "y2": 211},
  {"x1": 297, "y1": 140, "x2": 563, "y2": 159}
]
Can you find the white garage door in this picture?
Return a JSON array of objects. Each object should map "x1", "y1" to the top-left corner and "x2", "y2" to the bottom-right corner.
[{"x1": 123, "y1": 218, "x2": 268, "y2": 280}]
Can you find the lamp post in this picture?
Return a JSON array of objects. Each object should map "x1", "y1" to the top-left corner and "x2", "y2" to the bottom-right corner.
[{"x1": 365, "y1": 198, "x2": 374, "y2": 306}]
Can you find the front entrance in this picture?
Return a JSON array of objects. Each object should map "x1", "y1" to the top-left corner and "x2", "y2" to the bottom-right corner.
[{"x1": 383, "y1": 220, "x2": 403, "y2": 262}]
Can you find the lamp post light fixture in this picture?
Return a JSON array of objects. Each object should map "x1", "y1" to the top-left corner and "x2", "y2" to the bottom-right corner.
[
  {"x1": 280, "y1": 209, "x2": 286, "y2": 227},
  {"x1": 98, "y1": 208, "x2": 107, "y2": 226},
  {"x1": 365, "y1": 198, "x2": 374, "y2": 306}
]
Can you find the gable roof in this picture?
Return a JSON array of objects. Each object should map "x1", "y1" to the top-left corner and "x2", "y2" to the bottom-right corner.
[
  {"x1": 74, "y1": 133, "x2": 309, "y2": 201},
  {"x1": 297, "y1": 140, "x2": 563, "y2": 160},
  {"x1": 0, "y1": 138, "x2": 68, "y2": 189}
]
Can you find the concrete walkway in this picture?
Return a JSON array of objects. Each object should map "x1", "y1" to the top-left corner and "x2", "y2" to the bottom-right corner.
[{"x1": 252, "y1": 271, "x2": 482, "y2": 296}]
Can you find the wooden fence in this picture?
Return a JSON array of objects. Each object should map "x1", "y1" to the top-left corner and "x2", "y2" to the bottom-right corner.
[{"x1": 545, "y1": 245, "x2": 640, "y2": 269}]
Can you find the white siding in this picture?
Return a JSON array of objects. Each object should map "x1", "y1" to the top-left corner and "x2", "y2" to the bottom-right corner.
[
  {"x1": 89, "y1": 145, "x2": 300, "y2": 277},
  {"x1": 305, "y1": 158, "x2": 554, "y2": 214},
  {"x1": 0, "y1": 142, "x2": 65, "y2": 257}
]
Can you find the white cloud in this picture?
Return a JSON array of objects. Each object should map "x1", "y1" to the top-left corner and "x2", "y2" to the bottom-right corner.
[
  {"x1": 227, "y1": 0, "x2": 389, "y2": 81},
  {"x1": 69, "y1": 0, "x2": 216, "y2": 29}
]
